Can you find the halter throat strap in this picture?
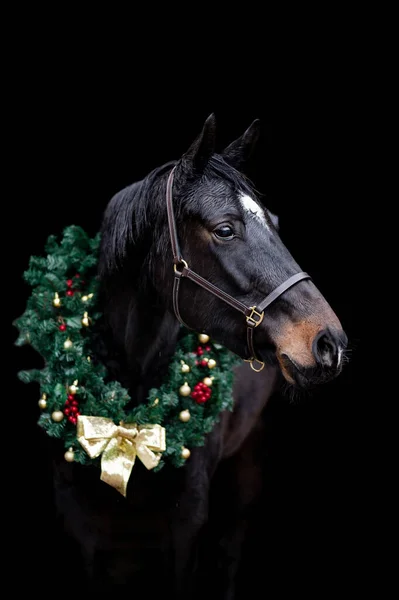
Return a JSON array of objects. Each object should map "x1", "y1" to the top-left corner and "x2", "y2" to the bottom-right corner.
[{"x1": 166, "y1": 167, "x2": 311, "y2": 372}]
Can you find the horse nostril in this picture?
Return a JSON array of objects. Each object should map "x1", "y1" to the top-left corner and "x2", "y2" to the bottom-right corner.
[{"x1": 313, "y1": 329, "x2": 340, "y2": 369}]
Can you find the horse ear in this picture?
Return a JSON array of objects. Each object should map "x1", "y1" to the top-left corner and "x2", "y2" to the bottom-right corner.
[
  {"x1": 181, "y1": 113, "x2": 216, "y2": 172},
  {"x1": 268, "y1": 210, "x2": 279, "y2": 231},
  {"x1": 222, "y1": 119, "x2": 261, "y2": 170}
]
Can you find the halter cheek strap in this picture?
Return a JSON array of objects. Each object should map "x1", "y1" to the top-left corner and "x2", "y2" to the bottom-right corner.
[{"x1": 166, "y1": 167, "x2": 311, "y2": 372}]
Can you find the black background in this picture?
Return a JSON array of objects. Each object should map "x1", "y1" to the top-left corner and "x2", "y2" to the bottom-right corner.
[{"x1": 8, "y1": 54, "x2": 366, "y2": 594}]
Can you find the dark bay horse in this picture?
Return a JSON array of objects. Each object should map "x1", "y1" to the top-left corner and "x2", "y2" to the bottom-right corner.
[{"x1": 52, "y1": 114, "x2": 347, "y2": 597}]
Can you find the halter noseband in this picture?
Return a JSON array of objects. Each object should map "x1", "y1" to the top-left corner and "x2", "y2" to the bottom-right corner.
[{"x1": 166, "y1": 167, "x2": 311, "y2": 372}]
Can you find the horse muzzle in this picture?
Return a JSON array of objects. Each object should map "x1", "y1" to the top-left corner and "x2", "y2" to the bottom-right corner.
[{"x1": 277, "y1": 327, "x2": 348, "y2": 388}]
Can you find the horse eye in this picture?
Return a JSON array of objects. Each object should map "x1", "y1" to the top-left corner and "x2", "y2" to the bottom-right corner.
[{"x1": 214, "y1": 225, "x2": 234, "y2": 240}]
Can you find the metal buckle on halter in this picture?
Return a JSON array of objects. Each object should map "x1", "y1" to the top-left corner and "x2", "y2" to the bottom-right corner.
[
  {"x1": 246, "y1": 306, "x2": 264, "y2": 328},
  {"x1": 244, "y1": 357, "x2": 265, "y2": 372},
  {"x1": 173, "y1": 259, "x2": 188, "y2": 276}
]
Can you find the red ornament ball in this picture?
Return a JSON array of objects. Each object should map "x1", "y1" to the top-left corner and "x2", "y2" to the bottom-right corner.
[
  {"x1": 66, "y1": 279, "x2": 73, "y2": 287},
  {"x1": 59, "y1": 324, "x2": 67, "y2": 331},
  {"x1": 196, "y1": 346, "x2": 204, "y2": 356},
  {"x1": 200, "y1": 360, "x2": 207, "y2": 367},
  {"x1": 67, "y1": 394, "x2": 75, "y2": 402},
  {"x1": 66, "y1": 290, "x2": 74, "y2": 297}
]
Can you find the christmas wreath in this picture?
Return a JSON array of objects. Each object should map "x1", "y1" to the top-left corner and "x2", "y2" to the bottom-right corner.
[{"x1": 14, "y1": 226, "x2": 240, "y2": 495}]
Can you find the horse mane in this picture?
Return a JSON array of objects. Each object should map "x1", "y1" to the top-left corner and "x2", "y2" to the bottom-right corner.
[
  {"x1": 98, "y1": 161, "x2": 176, "y2": 276},
  {"x1": 98, "y1": 155, "x2": 257, "y2": 278}
]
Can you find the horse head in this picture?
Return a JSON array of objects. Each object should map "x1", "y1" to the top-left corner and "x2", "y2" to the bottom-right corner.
[{"x1": 99, "y1": 114, "x2": 347, "y2": 390}]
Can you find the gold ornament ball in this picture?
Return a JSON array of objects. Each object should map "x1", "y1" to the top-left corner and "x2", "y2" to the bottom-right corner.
[
  {"x1": 179, "y1": 382, "x2": 191, "y2": 397},
  {"x1": 51, "y1": 410, "x2": 64, "y2": 422},
  {"x1": 203, "y1": 377, "x2": 213, "y2": 387},
  {"x1": 208, "y1": 359, "x2": 217, "y2": 369},
  {"x1": 179, "y1": 409, "x2": 191, "y2": 423},
  {"x1": 181, "y1": 363, "x2": 190, "y2": 374},
  {"x1": 53, "y1": 293, "x2": 61, "y2": 307},
  {"x1": 81, "y1": 311, "x2": 91, "y2": 327},
  {"x1": 198, "y1": 333, "x2": 210, "y2": 344},
  {"x1": 68, "y1": 381, "x2": 79, "y2": 395},
  {"x1": 82, "y1": 293, "x2": 94, "y2": 302},
  {"x1": 38, "y1": 398, "x2": 47, "y2": 409},
  {"x1": 63, "y1": 338, "x2": 73, "y2": 349},
  {"x1": 64, "y1": 448, "x2": 75, "y2": 462},
  {"x1": 181, "y1": 447, "x2": 191, "y2": 459}
]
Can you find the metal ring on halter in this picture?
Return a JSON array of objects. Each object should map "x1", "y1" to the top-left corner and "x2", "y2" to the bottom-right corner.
[
  {"x1": 173, "y1": 259, "x2": 188, "y2": 275},
  {"x1": 244, "y1": 358, "x2": 265, "y2": 372}
]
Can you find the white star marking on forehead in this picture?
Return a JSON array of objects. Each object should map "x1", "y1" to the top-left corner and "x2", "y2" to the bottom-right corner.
[{"x1": 239, "y1": 194, "x2": 270, "y2": 230}]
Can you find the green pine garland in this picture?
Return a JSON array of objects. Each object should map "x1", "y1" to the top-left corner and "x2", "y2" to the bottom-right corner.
[{"x1": 14, "y1": 225, "x2": 240, "y2": 471}]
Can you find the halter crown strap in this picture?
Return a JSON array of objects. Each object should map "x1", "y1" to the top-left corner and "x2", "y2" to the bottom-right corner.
[
  {"x1": 166, "y1": 167, "x2": 311, "y2": 372},
  {"x1": 166, "y1": 167, "x2": 182, "y2": 264}
]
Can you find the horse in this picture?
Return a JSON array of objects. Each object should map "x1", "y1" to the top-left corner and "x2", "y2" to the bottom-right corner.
[{"x1": 51, "y1": 114, "x2": 347, "y2": 597}]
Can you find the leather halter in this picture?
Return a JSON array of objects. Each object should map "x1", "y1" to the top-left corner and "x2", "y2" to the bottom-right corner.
[{"x1": 166, "y1": 167, "x2": 311, "y2": 372}]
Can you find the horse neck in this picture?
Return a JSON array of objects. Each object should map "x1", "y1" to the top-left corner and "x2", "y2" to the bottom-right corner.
[{"x1": 100, "y1": 272, "x2": 180, "y2": 406}]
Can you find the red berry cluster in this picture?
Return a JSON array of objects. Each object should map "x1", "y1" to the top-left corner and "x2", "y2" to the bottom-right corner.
[
  {"x1": 196, "y1": 359, "x2": 207, "y2": 367},
  {"x1": 195, "y1": 345, "x2": 213, "y2": 367},
  {"x1": 196, "y1": 345, "x2": 212, "y2": 356},
  {"x1": 191, "y1": 382, "x2": 212, "y2": 404},
  {"x1": 65, "y1": 273, "x2": 83, "y2": 297},
  {"x1": 64, "y1": 394, "x2": 80, "y2": 425}
]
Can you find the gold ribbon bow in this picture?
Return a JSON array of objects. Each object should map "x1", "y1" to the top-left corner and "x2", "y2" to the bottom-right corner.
[{"x1": 77, "y1": 416, "x2": 166, "y2": 497}]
